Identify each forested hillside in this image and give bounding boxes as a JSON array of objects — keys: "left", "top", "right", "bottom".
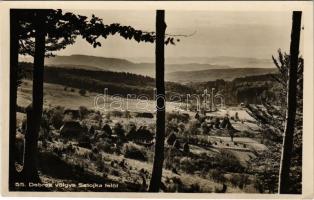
[
  {"left": 19, "top": 62, "right": 196, "bottom": 99},
  {"left": 20, "top": 62, "right": 280, "bottom": 105},
  {"left": 188, "top": 74, "right": 282, "bottom": 105}
]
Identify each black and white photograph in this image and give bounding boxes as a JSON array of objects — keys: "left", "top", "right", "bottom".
[{"left": 1, "top": 1, "right": 313, "bottom": 197}]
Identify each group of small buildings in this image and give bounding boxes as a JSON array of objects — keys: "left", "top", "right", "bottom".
[{"left": 59, "top": 109, "right": 155, "bottom": 148}]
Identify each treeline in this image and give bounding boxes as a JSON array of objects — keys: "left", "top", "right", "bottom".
[
  {"left": 188, "top": 74, "right": 282, "bottom": 105},
  {"left": 19, "top": 62, "right": 196, "bottom": 99},
  {"left": 19, "top": 62, "right": 282, "bottom": 104}
]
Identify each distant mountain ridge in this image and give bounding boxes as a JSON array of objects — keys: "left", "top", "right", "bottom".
[
  {"left": 43, "top": 54, "right": 234, "bottom": 76},
  {"left": 127, "top": 56, "right": 273, "bottom": 68},
  {"left": 166, "top": 68, "right": 278, "bottom": 83},
  {"left": 21, "top": 54, "right": 276, "bottom": 81},
  {"left": 45, "top": 54, "right": 135, "bottom": 68}
]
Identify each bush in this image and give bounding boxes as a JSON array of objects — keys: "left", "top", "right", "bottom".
[
  {"left": 230, "top": 174, "right": 240, "bottom": 187},
  {"left": 217, "top": 150, "right": 244, "bottom": 173},
  {"left": 89, "top": 112, "right": 102, "bottom": 122},
  {"left": 210, "top": 169, "right": 226, "bottom": 183},
  {"left": 79, "top": 89, "right": 87, "bottom": 96},
  {"left": 79, "top": 106, "right": 89, "bottom": 119},
  {"left": 110, "top": 110, "right": 123, "bottom": 117},
  {"left": 183, "top": 142, "right": 189, "bottom": 153},
  {"left": 113, "top": 122, "right": 125, "bottom": 139},
  {"left": 124, "top": 110, "right": 131, "bottom": 118},
  {"left": 167, "top": 112, "right": 190, "bottom": 123},
  {"left": 179, "top": 157, "right": 196, "bottom": 174},
  {"left": 96, "top": 139, "right": 114, "bottom": 153},
  {"left": 166, "top": 120, "right": 179, "bottom": 135},
  {"left": 122, "top": 143, "right": 148, "bottom": 161},
  {"left": 188, "top": 120, "right": 201, "bottom": 135},
  {"left": 167, "top": 133, "right": 176, "bottom": 146},
  {"left": 105, "top": 112, "right": 111, "bottom": 120},
  {"left": 49, "top": 106, "right": 64, "bottom": 129}
]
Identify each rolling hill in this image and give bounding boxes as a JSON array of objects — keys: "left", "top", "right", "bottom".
[
  {"left": 166, "top": 68, "right": 278, "bottom": 83},
  {"left": 41, "top": 55, "right": 232, "bottom": 76},
  {"left": 19, "top": 62, "right": 196, "bottom": 99},
  {"left": 128, "top": 56, "right": 274, "bottom": 68},
  {"left": 21, "top": 54, "right": 277, "bottom": 82}
]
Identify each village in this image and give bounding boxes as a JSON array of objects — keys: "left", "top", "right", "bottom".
[{"left": 14, "top": 80, "right": 270, "bottom": 192}]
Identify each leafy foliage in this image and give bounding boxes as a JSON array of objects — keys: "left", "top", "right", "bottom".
[
  {"left": 246, "top": 49, "right": 303, "bottom": 194},
  {"left": 122, "top": 143, "right": 148, "bottom": 161},
  {"left": 16, "top": 9, "right": 178, "bottom": 58}
]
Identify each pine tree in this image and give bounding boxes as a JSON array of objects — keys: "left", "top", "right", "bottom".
[{"left": 278, "top": 11, "right": 302, "bottom": 194}]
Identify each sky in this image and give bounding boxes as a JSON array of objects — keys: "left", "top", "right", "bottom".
[{"left": 55, "top": 10, "right": 297, "bottom": 60}]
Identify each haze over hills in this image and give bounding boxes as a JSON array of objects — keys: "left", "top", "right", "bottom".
[
  {"left": 31, "top": 54, "right": 233, "bottom": 76},
  {"left": 127, "top": 56, "right": 274, "bottom": 68},
  {"left": 166, "top": 68, "right": 278, "bottom": 83},
  {"left": 20, "top": 54, "right": 276, "bottom": 80}
]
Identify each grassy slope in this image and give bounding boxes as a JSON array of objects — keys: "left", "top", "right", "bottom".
[{"left": 17, "top": 80, "right": 266, "bottom": 193}]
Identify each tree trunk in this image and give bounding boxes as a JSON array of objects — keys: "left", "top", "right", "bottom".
[
  {"left": 278, "top": 11, "right": 302, "bottom": 194},
  {"left": 149, "top": 10, "right": 166, "bottom": 192},
  {"left": 9, "top": 9, "right": 20, "bottom": 191},
  {"left": 21, "top": 10, "right": 46, "bottom": 183}
]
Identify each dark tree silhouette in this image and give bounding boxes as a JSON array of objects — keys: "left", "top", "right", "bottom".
[
  {"left": 246, "top": 51, "right": 304, "bottom": 194},
  {"left": 149, "top": 10, "right": 166, "bottom": 192},
  {"left": 9, "top": 9, "right": 20, "bottom": 191},
  {"left": 10, "top": 9, "right": 180, "bottom": 190},
  {"left": 279, "top": 11, "right": 302, "bottom": 194},
  {"left": 20, "top": 10, "right": 47, "bottom": 183},
  {"left": 246, "top": 12, "right": 303, "bottom": 194}
]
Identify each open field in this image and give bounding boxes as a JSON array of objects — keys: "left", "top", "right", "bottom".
[{"left": 17, "top": 80, "right": 182, "bottom": 113}]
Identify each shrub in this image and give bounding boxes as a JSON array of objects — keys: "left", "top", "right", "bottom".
[
  {"left": 201, "top": 122, "right": 210, "bottom": 134},
  {"left": 230, "top": 174, "right": 240, "bottom": 187},
  {"left": 110, "top": 110, "right": 123, "bottom": 117},
  {"left": 235, "top": 112, "right": 239, "bottom": 121},
  {"left": 179, "top": 157, "right": 195, "bottom": 174},
  {"left": 218, "top": 150, "right": 244, "bottom": 173},
  {"left": 167, "top": 112, "right": 190, "bottom": 123},
  {"left": 95, "top": 155, "right": 105, "bottom": 172},
  {"left": 113, "top": 122, "right": 125, "bottom": 139},
  {"left": 122, "top": 143, "right": 147, "bottom": 161},
  {"left": 105, "top": 112, "right": 111, "bottom": 120},
  {"left": 210, "top": 169, "right": 226, "bottom": 183},
  {"left": 79, "top": 89, "right": 87, "bottom": 96},
  {"left": 110, "top": 169, "right": 120, "bottom": 176},
  {"left": 96, "top": 139, "right": 114, "bottom": 153},
  {"left": 189, "top": 183, "right": 201, "bottom": 192},
  {"left": 167, "top": 133, "right": 176, "bottom": 146},
  {"left": 183, "top": 142, "right": 189, "bottom": 153},
  {"left": 49, "top": 106, "right": 64, "bottom": 129},
  {"left": 90, "top": 112, "right": 102, "bottom": 122},
  {"left": 166, "top": 120, "right": 179, "bottom": 135},
  {"left": 79, "top": 106, "right": 89, "bottom": 119},
  {"left": 178, "top": 122, "right": 185, "bottom": 133},
  {"left": 124, "top": 110, "right": 131, "bottom": 118},
  {"left": 173, "top": 140, "right": 181, "bottom": 149},
  {"left": 238, "top": 174, "right": 250, "bottom": 189},
  {"left": 188, "top": 120, "right": 201, "bottom": 135}
]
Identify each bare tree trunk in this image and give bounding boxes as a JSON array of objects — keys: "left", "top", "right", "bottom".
[
  {"left": 21, "top": 10, "right": 46, "bottom": 183},
  {"left": 149, "top": 10, "right": 166, "bottom": 192},
  {"left": 278, "top": 11, "right": 302, "bottom": 194},
  {"left": 9, "top": 9, "right": 20, "bottom": 191}
]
